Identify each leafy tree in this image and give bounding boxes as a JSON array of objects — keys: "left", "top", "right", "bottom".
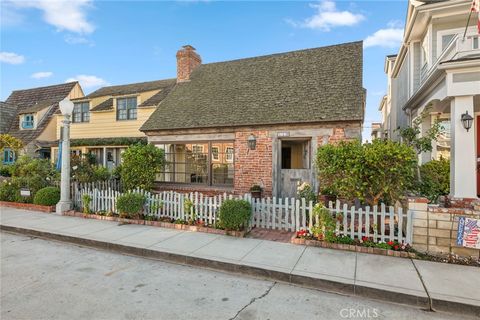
[
  {"left": 316, "top": 140, "right": 417, "bottom": 206},
  {"left": 397, "top": 107, "right": 444, "bottom": 182},
  {"left": 0, "top": 134, "right": 23, "bottom": 151},
  {"left": 120, "top": 144, "right": 165, "bottom": 191}
]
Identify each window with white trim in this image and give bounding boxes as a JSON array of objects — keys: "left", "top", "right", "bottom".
[
  {"left": 116, "top": 97, "right": 137, "bottom": 120},
  {"left": 21, "top": 114, "right": 34, "bottom": 129},
  {"left": 73, "top": 102, "right": 90, "bottom": 123}
]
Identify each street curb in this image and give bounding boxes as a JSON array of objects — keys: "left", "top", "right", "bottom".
[{"left": 1, "top": 224, "right": 478, "bottom": 317}]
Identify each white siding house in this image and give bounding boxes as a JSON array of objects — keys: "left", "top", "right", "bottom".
[{"left": 380, "top": 0, "right": 480, "bottom": 199}]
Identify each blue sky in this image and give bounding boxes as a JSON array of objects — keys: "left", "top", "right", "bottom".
[{"left": 1, "top": 0, "right": 408, "bottom": 139}]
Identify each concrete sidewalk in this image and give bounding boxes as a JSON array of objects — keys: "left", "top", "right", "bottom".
[{"left": 1, "top": 207, "right": 479, "bottom": 317}]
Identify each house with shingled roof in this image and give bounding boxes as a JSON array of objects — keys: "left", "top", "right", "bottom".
[
  {"left": 50, "top": 79, "right": 175, "bottom": 169},
  {"left": 141, "top": 42, "right": 365, "bottom": 198},
  {"left": 1, "top": 82, "right": 84, "bottom": 163}
]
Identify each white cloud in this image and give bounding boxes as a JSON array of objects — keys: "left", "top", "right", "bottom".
[
  {"left": 10, "top": 0, "right": 94, "bottom": 34},
  {"left": 0, "top": 51, "right": 25, "bottom": 64},
  {"left": 364, "top": 20, "right": 404, "bottom": 49},
  {"left": 364, "top": 27, "right": 404, "bottom": 48},
  {"left": 66, "top": 75, "right": 108, "bottom": 88},
  {"left": 31, "top": 71, "right": 53, "bottom": 79},
  {"left": 291, "top": 0, "right": 365, "bottom": 31}
]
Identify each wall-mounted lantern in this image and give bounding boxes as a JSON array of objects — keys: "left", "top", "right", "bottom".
[
  {"left": 247, "top": 134, "right": 257, "bottom": 150},
  {"left": 461, "top": 111, "right": 473, "bottom": 132}
]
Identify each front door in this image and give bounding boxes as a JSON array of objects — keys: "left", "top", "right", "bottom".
[
  {"left": 279, "top": 139, "right": 312, "bottom": 198},
  {"left": 477, "top": 117, "right": 480, "bottom": 197}
]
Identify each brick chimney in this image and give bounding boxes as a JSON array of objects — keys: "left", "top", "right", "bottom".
[{"left": 176, "top": 45, "right": 201, "bottom": 83}]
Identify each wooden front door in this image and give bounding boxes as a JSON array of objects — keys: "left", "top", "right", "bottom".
[
  {"left": 279, "top": 139, "right": 312, "bottom": 198},
  {"left": 477, "top": 116, "right": 480, "bottom": 197}
]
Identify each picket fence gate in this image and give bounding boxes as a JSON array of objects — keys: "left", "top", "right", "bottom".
[{"left": 72, "top": 184, "right": 412, "bottom": 244}]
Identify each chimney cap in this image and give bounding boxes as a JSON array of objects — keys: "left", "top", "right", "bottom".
[{"left": 181, "top": 45, "right": 196, "bottom": 51}]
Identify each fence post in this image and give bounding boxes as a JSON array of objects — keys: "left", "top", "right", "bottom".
[{"left": 406, "top": 210, "right": 413, "bottom": 244}]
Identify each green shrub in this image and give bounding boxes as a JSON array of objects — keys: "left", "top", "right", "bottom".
[
  {"left": 33, "top": 187, "right": 60, "bottom": 206},
  {"left": 11, "top": 156, "right": 58, "bottom": 202},
  {"left": 0, "top": 165, "right": 12, "bottom": 177},
  {"left": 82, "top": 194, "right": 92, "bottom": 214},
  {"left": 316, "top": 140, "right": 417, "bottom": 206},
  {"left": 218, "top": 199, "right": 251, "bottom": 231},
  {"left": 419, "top": 158, "right": 450, "bottom": 203},
  {"left": 92, "top": 166, "right": 111, "bottom": 181},
  {"left": 121, "top": 144, "right": 165, "bottom": 191},
  {"left": 0, "top": 180, "right": 20, "bottom": 202},
  {"left": 116, "top": 193, "right": 146, "bottom": 219}
]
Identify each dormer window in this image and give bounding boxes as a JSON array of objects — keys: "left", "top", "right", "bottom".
[
  {"left": 116, "top": 97, "right": 137, "bottom": 120},
  {"left": 21, "top": 114, "right": 34, "bottom": 129},
  {"left": 73, "top": 102, "right": 90, "bottom": 123}
]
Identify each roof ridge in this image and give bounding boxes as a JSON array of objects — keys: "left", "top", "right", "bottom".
[
  {"left": 92, "top": 78, "right": 176, "bottom": 90},
  {"left": 200, "top": 40, "right": 363, "bottom": 67},
  {"left": 10, "top": 81, "right": 78, "bottom": 93}
]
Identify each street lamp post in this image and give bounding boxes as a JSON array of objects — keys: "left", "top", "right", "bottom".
[{"left": 56, "top": 98, "right": 74, "bottom": 214}]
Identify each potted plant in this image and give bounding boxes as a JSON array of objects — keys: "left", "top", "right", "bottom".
[
  {"left": 318, "top": 187, "right": 337, "bottom": 206},
  {"left": 250, "top": 184, "right": 263, "bottom": 199}
]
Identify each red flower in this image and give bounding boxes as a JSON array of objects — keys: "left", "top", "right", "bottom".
[
  {"left": 394, "top": 245, "right": 399, "bottom": 250},
  {"left": 387, "top": 241, "right": 394, "bottom": 246}
]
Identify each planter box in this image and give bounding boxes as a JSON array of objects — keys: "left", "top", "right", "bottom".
[
  {"left": 0, "top": 201, "right": 55, "bottom": 213},
  {"left": 291, "top": 235, "right": 416, "bottom": 259},
  {"left": 63, "top": 211, "right": 246, "bottom": 238}
]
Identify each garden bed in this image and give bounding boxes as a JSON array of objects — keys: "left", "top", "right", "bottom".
[
  {"left": 0, "top": 201, "right": 55, "bottom": 213},
  {"left": 63, "top": 211, "right": 247, "bottom": 237},
  {"left": 290, "top": 235, "right": 416, "bottom": 258}
]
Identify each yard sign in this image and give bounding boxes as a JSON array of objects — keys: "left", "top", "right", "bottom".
[{"left": 456, "top": 216, "right": 480, "bottom": 249}]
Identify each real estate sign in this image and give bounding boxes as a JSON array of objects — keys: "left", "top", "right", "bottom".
[{"left": 456, "top": 217, "right": 480, "bottom": 249}]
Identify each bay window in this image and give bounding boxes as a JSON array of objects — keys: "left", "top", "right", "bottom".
[{"left": 156, "top": 141, "right": 234, "bottom": 187}]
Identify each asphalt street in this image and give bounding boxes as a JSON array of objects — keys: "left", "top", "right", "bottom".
[{"left": 0, "top": 232, "right": 472, "bottom": 320}]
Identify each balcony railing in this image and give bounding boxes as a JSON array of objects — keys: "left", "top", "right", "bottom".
[{"left": 419, "top": 34, "right": 480, "bottom": 86}]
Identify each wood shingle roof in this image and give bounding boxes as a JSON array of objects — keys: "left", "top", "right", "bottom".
[{"left": 141, "top": 41, "right": 364, "bottom": 132}]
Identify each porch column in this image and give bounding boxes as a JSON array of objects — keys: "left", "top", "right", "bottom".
[
  {"left": 103, "top": 146, "right": 107, "bottom": 167},
  {"left": 450, "top": 95, "right": 476, "bottom": 198}
]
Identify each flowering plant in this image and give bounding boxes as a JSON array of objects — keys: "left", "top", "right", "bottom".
[{"left": 296, "top": 181, "right": 317, "bottom": 203}]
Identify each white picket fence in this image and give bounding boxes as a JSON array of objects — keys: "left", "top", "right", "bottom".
[
  {"left": 326, "top": 200, "right": 412, "bottom": 244},
  {"left": 72, "top": 185, "right": 412, "bottom": 244}
]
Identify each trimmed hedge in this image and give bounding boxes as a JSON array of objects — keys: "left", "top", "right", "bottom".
[
  {"left": 419, "top": 158, "right": 450, "bottom": 203},
  {"left": 116, "top": 192, "right": 146, "bottom": 219},
  {"left": 33, "top": 187, "right": 60, "bottom": 206},
  {"left": 218, "top": 199, "right": 251, "bottom": 231}
]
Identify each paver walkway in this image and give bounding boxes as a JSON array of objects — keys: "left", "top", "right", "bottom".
[{"left": 1, "top": 207, "right": 479, "bottom": 317}]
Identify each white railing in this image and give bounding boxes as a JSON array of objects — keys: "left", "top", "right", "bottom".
[{"left": 72, "top": 185, "right": 412, "bottom": 244}]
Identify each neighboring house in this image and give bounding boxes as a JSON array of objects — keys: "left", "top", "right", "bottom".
[
  {"left": 370, "top": 122, "right": 382, "bottom": 140},
  {"left": 1, "top": 82, "right": 84, "bottom": 164},
  {"left": 379, "top": 0, "right": 480, "bottom": 198},
  {"left": 141, "top": 43, "right": 365, "bottom": 198},
  {"left": 51, "top": 79, "right": 176, "bottom": 170}
]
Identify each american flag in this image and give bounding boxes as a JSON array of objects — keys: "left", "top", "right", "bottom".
[
  {"left": 473, "top": 0, "right": 480, "bottom": 34},
  {"left": 464, "top": 218, "right": 479, "bottom": 248}
]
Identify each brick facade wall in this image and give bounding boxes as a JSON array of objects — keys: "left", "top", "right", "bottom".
[
  {"left": 234, "top": 130, "right": 273, "bottom": 197},
  {"left": 409, "top": 198, "right": 480, "bottom": 258}
]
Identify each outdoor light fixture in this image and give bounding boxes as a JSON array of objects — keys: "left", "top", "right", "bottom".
[
  {"left": 59, "top": 98, "right": 74, "bottom": 116},
  {"left": 461, "top": 111, "right": 473, "bottom": 132},
  {"left": 247, "top": 134, "right": 257, "bottom": 150}
]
